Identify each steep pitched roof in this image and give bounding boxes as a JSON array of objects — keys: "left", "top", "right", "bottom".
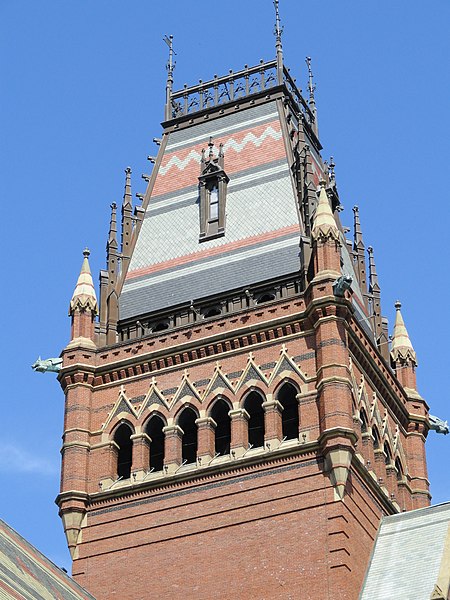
[
  {"left": 0, "top": 518, "right": 96, "bottom": 600},
  {"left": 360, "top": 502, "right": 450, "bottom": 599},
  {"left": 120, "top": 100, "right": 302, "bottom": 320}
]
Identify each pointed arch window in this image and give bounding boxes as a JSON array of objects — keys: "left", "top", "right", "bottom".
[
  {"left": 277, "top": 383, "right": 299, "bottom": 440},
  {"left": 178, "top": 407, "right": 198, "bottom": 464},
  {"left": 372, "top": 426, "right": 381, "bottom": 450},
  {"left": 360, "top": 409, "right": 368, "bottom": 434},
  {"left": 199, "top": 139, "right": 229, "bottom": 241},
  {"left": 146, "top": 415, "right": 165, "bottom": 472},
  {"left": 384, "top": 442, "right": 392, "bottom": 466},
  {"left": 211, "top": 399, "right": 231, "bottom": 456},
  {"left": 114, "top": 423, "right": 133, "bottom": 479},
  {"left": 244, "top": 391, "right": 265, "bottom": 448}
]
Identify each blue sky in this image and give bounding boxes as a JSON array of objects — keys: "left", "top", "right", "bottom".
[{"left": 1, "top": 1, "right": 449, "bottom": 570}]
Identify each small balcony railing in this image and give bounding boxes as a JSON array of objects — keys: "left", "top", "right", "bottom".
[{"left": 169, "top": 59, "right": 315, "bottom": 127}]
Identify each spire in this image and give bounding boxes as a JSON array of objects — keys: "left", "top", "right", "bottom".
[
  {"left": 121, "top": 168, "right": 133, "bottom": 272},
  {"left": 367, "top": 245, "right": 389, "bottom": 360},
  {"left": 367, "top": 246, "right": 379, "bottom": 293},
  {"left": 391, "top": 301, "right": 417, "bottom": 365},
  {"left": 164, "top": 35, "right": 176, "bottom": 121},
  {"left": 311, "top": 182, "right": 339, "bottom": 242},
  {"left": 352, "top": 206, "right": 368, "bottom": 299},
  {"left": 123, "top": 166, "right": 132, "bottom": 210},
  {"left": 69, "top": 249, "right": 98, "bottom": 315},
  {"left": 107, "top": 202, "right": 118, "bottom": 254},
  {"left": 273, "top": 0, "right": 284, "bottom": 85},
  {"left": 305, "top": 57, "right": 318, "bottom": 136}
]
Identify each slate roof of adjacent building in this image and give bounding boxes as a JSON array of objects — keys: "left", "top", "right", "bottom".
[
  {"left": 0, "top": 518, "right": 95, "bottom": 600},
  {"left": 360, "top": 502, "right": 450, "bottom": 600}
]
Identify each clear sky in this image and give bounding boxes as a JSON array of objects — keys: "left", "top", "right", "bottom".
[{"left": 1, "top": 0, "right": 449, "bottom": 571}]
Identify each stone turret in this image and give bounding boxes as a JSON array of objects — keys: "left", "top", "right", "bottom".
[{"left": 68, "top": 249, "right": 98, "bottom": 348}]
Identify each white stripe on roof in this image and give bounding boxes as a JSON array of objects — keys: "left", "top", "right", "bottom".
[
  {"left": 165, "top": 110, "right": 279, "bottom": 151},
  {"left": 123, "top": 235, "right": 299, "bottom": 292}
]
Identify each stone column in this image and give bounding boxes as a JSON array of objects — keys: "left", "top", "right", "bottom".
[
  {"left": 229, "top": 408, "right": 249, "bottom": 458},
  {"left": 196, "top": 417, "right": 217, "bottom": 465},
  {"left": 262, "top": 400, "right": 283, "bottom": 449},
  {"left": 163, "top": 425, "right": 183, "bottom": 474},
  {"left": 130, "top": 433, "right": 151, "bottom": 481}
]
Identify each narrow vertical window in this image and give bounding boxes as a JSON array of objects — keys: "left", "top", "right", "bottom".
[
  {"left": 209, "top": 185, "right": 219, "bottom": 221},
  {"left": 384, "top": 442, "right": 392, "bottom": 466},
  {"left": 178, "top": 407, "right": 198, "bottom": 464},
  {"left": 211, "top": 399, "right": 231, "bottom": 456},
  {"left": 244, "top": 392, "right": 265, "bottom": 448},
  {"left": 146, "top": 415, "right": 165, "bottom": 472},
  {"left": 277, "top": 383, "right": 299, "bottom": 440},
  {"left": 114, "top": 423, "right": 133, "bottom": 479}
]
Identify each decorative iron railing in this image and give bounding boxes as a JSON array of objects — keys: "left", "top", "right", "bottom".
[{"left": 169, "top": 59, "right": 315, "bottom": 127}]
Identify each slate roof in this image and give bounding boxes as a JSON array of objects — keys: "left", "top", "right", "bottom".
[
  {"left": 360, "top": 502, "right": 450, "bottom": 600},
  {"left": 0, "top": 518, "right": 95, "bottom": 600},
  {"left": 120, "top": 100, "right": 303, "bottom": 320}
]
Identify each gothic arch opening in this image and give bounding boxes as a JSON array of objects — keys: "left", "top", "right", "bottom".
[
  {"left": 395, "top": 457, "right": 404, "bottom": 481},
  {"left": 372, "top": 426, "right": 381, "bottom": 450},
  {"left": 244, "top": 391, "right": 265, "bottom": 448},
  {"left": 146, "top": 414, "right": 165, "bottom": 472},
  {"left": 178, "top": 407, "right": 198, "bottom": 464},
  {"left": 114, "top": 423, "right": 133, "bottom": 479},
  {"left": 210, "top": 398, "right": 231, "bottom": 456},
  {"left": 360, "top": 409, "right": 369, "bottom": 434},
  {"left": 277, "top": 382, "right": 299, "bottom": 440},
  {"left": 384, "top": 442, "right": 392, "bottom": 466}
]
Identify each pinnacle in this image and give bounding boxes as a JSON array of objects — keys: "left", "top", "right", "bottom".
[
  {"left": 311, "top": 182, "right": 339, "bottom": 241},
  {"left": 69, "top": 249, "right": 99, "bottom": 315},
  {"left": 390, "top": 300, "right": 416, "bottom": 365}
]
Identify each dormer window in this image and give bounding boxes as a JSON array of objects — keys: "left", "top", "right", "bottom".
[{"left": 199, "top": 138, "right": 229, "bottom": 241}]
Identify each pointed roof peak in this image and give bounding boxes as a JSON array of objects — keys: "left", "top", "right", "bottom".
[
  {"left": 311, "top": 183, "right": 339, "bottom": 241},
  {"left": 391, "top": 300, "right": 416, "bottom": 365},
  {"left": 70, "top": 249, "right": 98, "bottom": 315}
]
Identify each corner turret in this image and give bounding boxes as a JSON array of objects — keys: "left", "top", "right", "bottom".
[
  {"left": 391, "top": 300, "right": 417, "bottom": 389},
  {"left": 68, "top": 249, "right": 98, "bottom": 348}
]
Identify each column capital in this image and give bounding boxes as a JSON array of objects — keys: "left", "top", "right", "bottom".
[
  {"left": 229, "top": 408, "right": 250, "bottom": 421},
  {"left": 195, "top": 417, "right": 217, "bottom": 429}
]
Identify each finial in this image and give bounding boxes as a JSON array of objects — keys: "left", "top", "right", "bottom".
[
  {"left": 208, "top": 136, "right": 214, "bottom": 158},
  {"left": 273, "top": 0, "right": 284, "bottom": 85},
  {"left": 123, "top": 167, "right": 132, "bottom": 209},
  {"left": 367, "top": 246, "right": 380, "bottom": 296},
  {"left": 329, "top": 156, "right": 335, "bottom": 181},
  {"left": 305, "top": 57, "right": 316, "bottom": 102},
  {"left": 83, "top": 247, "right": 90, "bottom": 258},
  {"left": 305, "top": 56, "right": 318, "bottom": 136},
  {"left": 107, "top": 202, "right": 118, "bottom": 250},
  {"left": 395, "top": 300, "right": 402, "bottom": 311},
  {"left": 164, "top": 35, "right": 177, "bottom": 121}
]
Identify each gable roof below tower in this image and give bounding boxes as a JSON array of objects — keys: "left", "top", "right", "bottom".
[
  {"left": 360, "top": 502, "right": 450, "bottom": 599},
  {"left": 0, "top": 518, "right": 95, "bottom": 600}
]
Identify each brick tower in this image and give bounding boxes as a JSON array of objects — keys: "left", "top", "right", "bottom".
[{"left": 57, "top": 16, "right": 431, "bottom": 600}]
